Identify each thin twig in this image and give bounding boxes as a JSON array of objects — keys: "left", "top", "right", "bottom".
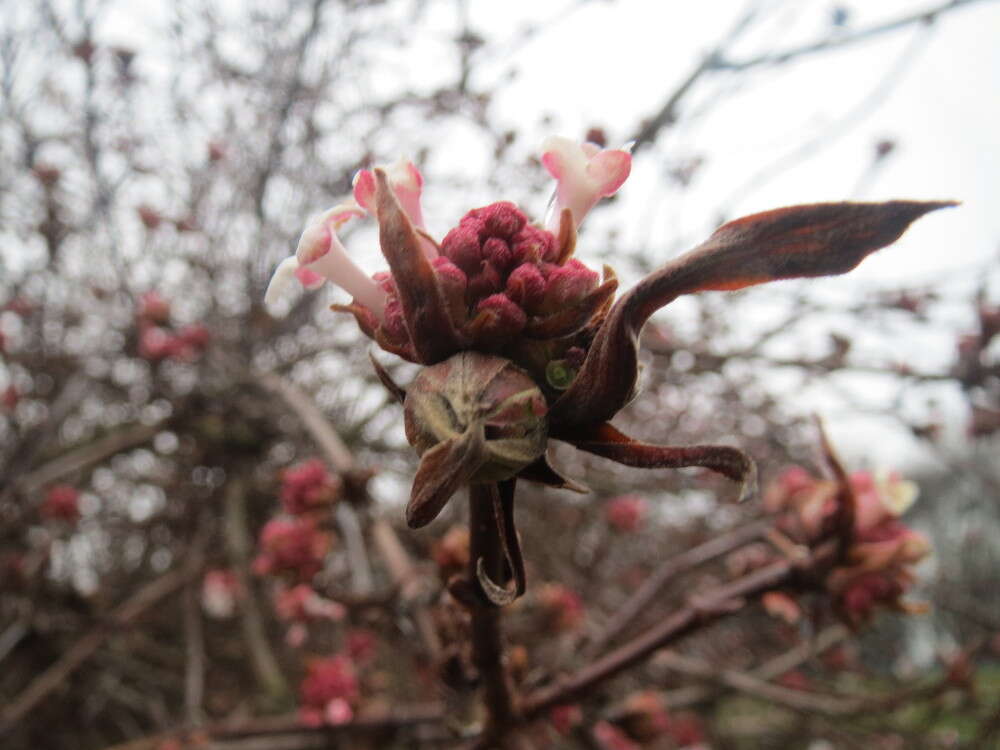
[
  {"left": 662, "top": 623, "right": 850, "bottom": 708},
  {"left": 655, "top": 650, "right": 860, "bottom": 715},
  {"left": 584, "top": 519, "right": 769, "bottom": 657},
  {"left": 710, "top": 0, "right": 992, "bottom": 72},
  {"left": 98, "top": 702, "right": 447, "bottom": 750},
  {"left": 521, "top": 541, "right": 837, "bottom": 719},
  {"left": 370, "top": 518, "right": 442, "bottom": 661},
  {"left": 0, "top": 553, "right": 204, "bottom": 734},
  {"left": 12, "top": 421, "right": 161, "bottom": 494},
  {"left": 222, "top": 476, "right": 290, "bottom": 702}
]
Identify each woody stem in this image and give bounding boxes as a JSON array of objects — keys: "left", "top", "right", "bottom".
[{"left": 468, "top": 482, "right": 517, "bottom": 740}]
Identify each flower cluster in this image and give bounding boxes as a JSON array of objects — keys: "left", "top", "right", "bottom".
[
  {"left": 136, "top": 291, "right": 210, "bottom": 362},
  {"left": 266, "top": 140, "right": 627, "bottom": 394},
  {"left": 274, "top": 582, "right": 345, "bottom": 647},
  {"left": 274, "top": 583, "right": 344, "bottom": 622},
  {"left": 604, "top": 494, "right": 648, "bottom": 533},
  {"left": 40, "top": 484, "right": 81, "bottom": 523},
  {"left": 298, "top": 655, "right": 359, "bottom": 727},
  {"left": 534, "top": 582, "right": 585, "bottom": 632},
  {"left": 279, "top": 458, "right": 342, "bottom": 516},
  {"left": 265, "top": 133, "right": 950, "bottom": 603},
  {"left": 758, "top": 464, "right": 930, "bottom": 626},
  {"left": 252, "top": 517, "right": 330, "bottom": 581}
]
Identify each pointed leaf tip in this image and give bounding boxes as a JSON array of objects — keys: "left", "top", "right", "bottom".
[
  {"left": 551, "top": 200, "right": 956, "bottom": 430},
  {"left": 406, "top": 427, "right": 487, "bottom": 528},
  {"left": 374, "top": 168, "right": 465, "bottom": 364}
]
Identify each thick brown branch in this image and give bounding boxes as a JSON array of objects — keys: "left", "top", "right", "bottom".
[{"left": 468, "top": 483, "right": 518, "bottom": 739}]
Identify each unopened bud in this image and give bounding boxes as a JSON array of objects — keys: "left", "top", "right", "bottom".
[{"left": 404, "top": 352, "right": 547, "bottom": 485}]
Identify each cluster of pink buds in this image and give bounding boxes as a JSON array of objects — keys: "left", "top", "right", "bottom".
[
  {"left": 298, "top": 654, "right": 360, "bottom": 727},
  {"left": 604, "top": 494, "right": 648, "bottom": 532},
  {"left": 2, "top": 384, "right": 18, "bottom": 410},
  {"left": 264, "top": 141, "right": 628, "bottom": 393},
  {"left": 136, "top": 291, "right": 210, "bottom": 362},
  {"left": 759, "top": 464, "right": 930, "bottom": 626},
  {"left": 279, "top": 458, "right": 342, "bottom": 515},
  {"left": 40, "top": 484, "right": 81, "bottom": 523},
  {"left": 252, "top": 517, "right": 330, "bottom": 581}
]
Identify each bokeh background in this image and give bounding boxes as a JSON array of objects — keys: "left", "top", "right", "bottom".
[{"left": 1, "top": 1, "right": 998, "bottom": 748}]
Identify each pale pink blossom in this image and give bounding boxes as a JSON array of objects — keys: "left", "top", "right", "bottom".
[
  {"left": 541, "top": 135, "right": 632, "bottom": 231},
  {"left": 201, "top": 569, "right": 242, "bottom": 619},
  {"left": 264, "top": 200, "right": 386, "bottom": 318},
  {"left": 354, "top": 158, "right": 437, "bottom": 259}
]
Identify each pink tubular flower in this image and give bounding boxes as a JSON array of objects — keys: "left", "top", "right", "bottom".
[
  {"left": 264, "top": 200, "right": 386, "bottom": 318},
  {"left": 41, "top": 485, "right": 80, "bottom": 522},
  {"left": 540, "top": 135, "right": 632, "bottom": 231},
  {"left": 353, "top": 158, "right": 428, "bottom": 233}
]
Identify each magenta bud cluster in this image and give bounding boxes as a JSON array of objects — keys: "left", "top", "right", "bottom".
[{"left": 377, "top": 202, "right": 602, "bottom": 352}]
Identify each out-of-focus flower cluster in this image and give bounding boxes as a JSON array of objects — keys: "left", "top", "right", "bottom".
[
  {"left": 252, "top": 516, "right": 330, "bottom": 581},
  {"left": 534, "top": 582, "right": 585, "bottom": 632},
  {"left": 40, "top": 484, "right": 81, "bottom": 524},
  {"left": 250, "top": 459, "right": 383, "bottom": 723},
  {"left": 740, "top": 466, "right": 931, "bottom": 626},
  {"left": 604, "top": 494, "right": 648, "bottom": 533},
  {"left": 279, "top": 458, "right": 343, "bottom": 516},
  {"left": 298, "top": 654, "right": 359, "bottom": 727},
  {"left": 553, "top": 690, "right": 707, "bottom": 749},
  {"left": 265, "top": 138, "right": 630, "bottom": 391},
  {"left": 136, "top": 291, "right": 210, "bottom": 362}
]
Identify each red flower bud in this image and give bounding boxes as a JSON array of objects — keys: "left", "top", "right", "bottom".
[
  {"left": 505, "top": 263, "right": 546, "bottom": 309},
  {"left": 470, "top": 293, "right": 527, "bottom": 342},
  {"left": 541, "top": 259, "right": 599, "bottom": 312},
  {"left": 511, "top": 224, "right": 558, "bottom": 264},
  {"left": 480, "top": 201, "right": 526, "bottom": 238},
  {"left": 41, "top": 485, "right": 80, "bottom": 523},
  {"left": 441, "top": 224, "right": 482, "bottom": 274},
  {"left": 482, "top": 237, "right": 513, "bottom": 271}
]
